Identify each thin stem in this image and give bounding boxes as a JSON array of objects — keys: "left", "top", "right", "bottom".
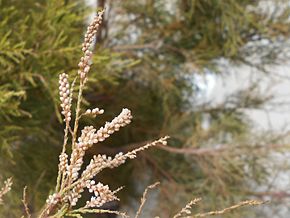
[
  {"left": 69, "top": 208, "right": 128, "bottom": 218},
  {"left": 38, "top": 205, "right": 49, "bottom": 218},
  {"left": 67, "top": 78, "right": 84, "bottom": 187},
  {"left": 193, "top": 200, "right": 266, "bottom": 217},
  {"left": 22, "top": 186, "right": 31, "bottom": 218},
  {"left": 56, "top": 122, "right": 69, "bottom": 192},
  {"left": 135, "top": 182, "right": 160, "bottom": 218},
  {"left": 72, "top": 79, "right": 84, "bottom": 150},
  {"left": 51, "top": 204, "right": 69, "bottom": 218}
]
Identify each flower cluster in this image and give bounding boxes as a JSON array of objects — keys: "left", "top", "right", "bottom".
[
  {"left": 95, "top": 108, "right": 132, "bottom": 142},
  {"left": 78, "top": 50, "right": 92, "bottom": 80},
  {"left": 78, "top": 10, "right": 104, "bottom": 80},
  {"left": 82, "top": 154, "right": 110, "bottom": 179},
  {"left": 85, "top": 181, "right": 118, "bottom": 208},
  {"left": 58, "top": 153, "right": 68, "bottom": 174},
  {"left": 59, "top": 135, "right": 168, "bottom": 211},
  {"left": 173, "top": 198, "right": 201, "bottom": 218},
  {"left": 67, "top": 186, "right": 82, "bottom": 206},
  {"left": 67, "top": 108, "right": 132, "bottom": 182},
  {"left": 46, "top": 193, "right": 61, "bottom": 206},
  {"left": 82, "top": 10, "right": 104, "bottom": 53},
  {"left": 77, "top": 126, "right": 97, "bottom": 151},
  {"left": 59, "top": 73, "right": 72, "bottom": 123},
  {"left": 0, "top": 178, "right": 12, "bottom": 204},
  {"left": 81, "top": 136, "right": 168, "bottom": 181},
  {"left": 64, "top": 137, "right": 168, "bottom": 208}
]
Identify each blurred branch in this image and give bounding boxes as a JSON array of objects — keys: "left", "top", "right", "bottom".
[
  {"left": 251, "top": 191, "right": 290, "bottom": 199},
  {"left": 22, "top": 186, "right": 31, "bottom": 218},
  {"left": 88, "top": 139, "right": 290, "bottom": 157},
  {"left": 112, "top": 41, "right": 160, "bottom": 51},
  {"left": 134, "top": 182, "right": 160, "bottom": 218},
  {"left": 193, "top": 200, "right": 267, "bottom": 217}
]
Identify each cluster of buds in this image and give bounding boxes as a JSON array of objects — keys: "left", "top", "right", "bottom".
[
  {"left": 81, "top": 137, "right": 169, "bottom": 183},
  {"left": 58, "top": 153, "right": 68, "bottom": 173},
  {"left": 69, "top": 156, "right": 84, "bottom": 182},
  {"left": 82, "top": 10, "right": 104, "bottom": 53},
  {"left": 80, "top": 152, "right": 126, "bottom": 180},
  {"left": 59, "top": 73, "right": 71, "bottom": 122},
  {"left": 67, "top": 185, "right": 83, "bottom": 206},
  {"left": 108, "top": 136, "right": 168, "bottom": 168},
  {"left": 0, "top": 178, "right": 12, "bottom": 204},
  {"left": 67, "top": 109, "right": 132, "bottom": 181},
  {"left": 64, "top": 137, "right": 168, "bottom": 208},
  {"left": 108, "top": 152, "right": 127, "bottom": 168},
  {"left": 46, "top": 193, "right": 61, "bottom": 206},
  {"left": 78, "top": 10, "right": 104, "bottom": 80},
  {"left": 78, "top": 50, "right": 92, "bottom": 80},
  {"left": 81, "top": 154, "right": 111, "bottom": 180},
  {"left": 68, "top": 126, "right": 97, "bottom": 181},
  {"left": 173, "top": 198, "right": 201, "bottom": 218},
  {"left": 77, "top": 126, "right": 97, "bottom": 151},
  {"left": 85, "top": 181, "right": 118, "bottom": 208},
  {"left": 84, "top": 108, "right": 104, "bottom": 117},
  {"left": 95, "top": 108, "right": 132, "bottom": 142}
]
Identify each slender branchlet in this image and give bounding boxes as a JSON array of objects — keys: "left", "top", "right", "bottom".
[
  {"left": 192, "top": 200, "right": 266, "bottom": 218},
  {"left": 173, "top": 198, "right": 201, "bottom": 218},
  {"left": 67, "top": 208, "right": 128, "bottom": 218},
  {"left": 135, "top": 182, "right": 160, "bottom": 218},
  {"left": 22, "top": 186, "right": 31, "bottom": 218}
]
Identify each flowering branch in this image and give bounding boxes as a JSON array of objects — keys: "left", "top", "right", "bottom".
[{"left": 38, "top": 9, "right": 169, "bottom": 217}]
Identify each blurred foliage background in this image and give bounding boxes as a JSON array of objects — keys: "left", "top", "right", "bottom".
[{"left": 1, "top": 0, "right": 290, "bottom": 217}]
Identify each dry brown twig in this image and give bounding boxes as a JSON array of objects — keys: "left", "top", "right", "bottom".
[
  {"left": 170, "top": 199, "right": 267, "bottom": 218},
  {"left": 135, "top": 182, "right": 160, "bottom": 218},
  {"left": 22, "top": 186, "right": 31, "bottom": 218},
  {"left": 192, "top": 200, "right": 267, "bottom": 217},
  {"left": 133, "top": 187, "right": 265, "bottom": 218}
]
